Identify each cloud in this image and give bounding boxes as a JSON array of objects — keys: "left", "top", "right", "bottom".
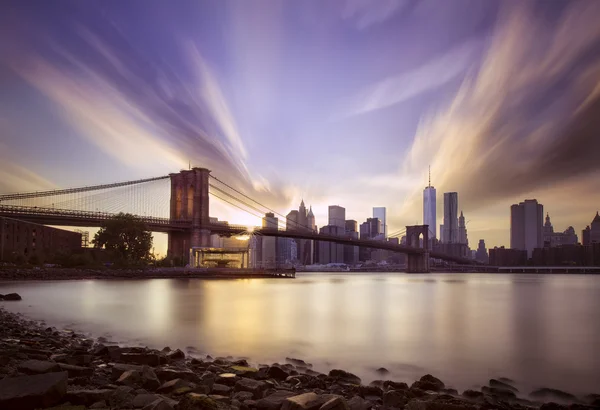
[
  {"left": 0, "top": 144, "right": 56, "bottom": 193},
  {"left": 342, "top": 0, "right": 409, "bottom": 30},
  {"left": 395, "top": 1, "right": 600, "bottom": 224}
]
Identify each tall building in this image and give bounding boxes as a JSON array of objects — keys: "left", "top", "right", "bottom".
[
  {"left": 542, "top": 213, "right": 578, "bottom": 247},
  {"left": 458, "top": 211, "right": 468, "bottom": 245},
  {"left": 475, "top": 239, "right": 488, "bottom": 263},
  {"left": 359, "top": 217, "right": 382, "bottom": 261},
  {"left": 373, "top": 207, "right": 387, "bottom": 238},
  {"left": 423, "top": 169, "right": 436, "bottom": 240},
  {"left": 287, "top": 200, "right": 316, "bottom": 265},
  {"left": 318, "top": 225, "right": 345, "bottom": 264},
  {"left": 510, "top": 199, "right": 543, "bottom": 258},
  {"left": 344, "top": 220, "right": 359, "bottom": 265},
  {"left": 328, "top": 206, "right": 346, "bottom": 229},
  {"left": 262, "top": 212, "right": 278, "bottom": 268},
  {"left": 582, "top": 212, "right": 600, "bottom": 246},
  {"left": 443, "top": 192, "right": 458, "bottom": 243}
]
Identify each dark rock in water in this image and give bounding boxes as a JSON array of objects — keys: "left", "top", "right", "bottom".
[
  {"left": 410, "top": 374, "right": 445, "bottom": 392},
  {"left": 0, "top": 371, "right": 68, "bottom": 410},
  {"left": 347, "top": 396, "right": 370, "bottom": 410},
  {"left": 462, "top": 389, "right": 484, "bottom": 399},
  {"left": 383, "top": 390, "right": 409, "bottom": 408},
  {"left": 177, "top": 392, "right": 220, "bottom": 410},
  {"left": 498, "top": 377, "right": 515, "bottom": 384},
  {"left": 375, "top": 367, "right": 389, "bottom": 376},
  {"left": 121, "top": 352, "right": 161, "bottom": 367},
  {"left": 489, "top": 378, "right": 519, "bottom": 392},
  {"left": 369, "top": 380, "right": 384, "bottom": 388},
  {"left": 92, "top": 344, "right": 109, "bottom": 356},
  {"left": 17, "top": 359, "right": 61, "bottom": 375},
  {"left": 235, "top": 377, "right": 269, "bottom": 399},
  {"left": 234, "top": 359, "right": 250, "bottom": 367},
  {"left": 530, "top": 388, "right": 576, "bottom": 402},
  {"left": 256, "top": 390, "right": 296, "bottom": 410},
  {"left": 482, "top": 386, "right": 516, "bottom": 399},
  {"left": 540, "top": 403, "right": 568, "bottom": 410},
  {"left": 383, "top": 380, "right": 409, "bottom": 391},
  {"left": 358, "top": 385, "right": 383, "bottom": 398},
  {"left": 583, "top": 394, "right": 600, "bottom": 406},
  {"left": 65, "top": 389, "right": 113, "bottom": 406},
  {"left": 167, "top": 349, "right": 185, "bottom": 361},
  {"left": 266, "top": 365, "right": 290, "bottom": 380},
  {"left": 329, "top": 369, "right": 361, "bottom": 385},
  {"left": 3, "top": 292, "right": 22, "bottom": 301},
  {"left": 443, "top": 388, "right": 459, "bottom": 395}
]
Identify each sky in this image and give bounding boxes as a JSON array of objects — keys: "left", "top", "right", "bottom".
[{"left": 1, "top": 0, "right": 600, "bottom": 254}]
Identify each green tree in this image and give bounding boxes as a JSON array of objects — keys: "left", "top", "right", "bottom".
[{"left": 93, "top": 213, "right": 153, "bottom": 264}]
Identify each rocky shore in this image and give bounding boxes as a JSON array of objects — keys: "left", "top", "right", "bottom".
[{"left": 0, "top": 307, "right": 598, "bottom": 410}]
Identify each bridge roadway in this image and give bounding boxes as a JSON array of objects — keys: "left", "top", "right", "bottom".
[{"left": 0, "top": 205, "right": 478, "bottom": 265}]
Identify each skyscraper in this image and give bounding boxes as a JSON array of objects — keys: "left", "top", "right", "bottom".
[
  {"left": 510, "top": 199, "right": 543, "bottom": 258},
  {"left": 328, "top": 206, "right": 346, "bottom": 228},
  {"left": 443, "top": 192, "right": 458, "bottom": 243},
  {"left": 582, "top": 212, "right": 600, "bottom": 245},
  {"left": 373, "top": 207, "right": 387, "bottom": 238},
  {"left": 458, "top": 211, "right": 468, "bottom": 245},
  {"left": 262, "top": 212, "right": 278, "bottom": 268},
  {"left": 423, "top": 169, "right": 436, "bottom": 240},
  {"left": 475, "top": 239, "right": 488, "bottom": 263}
]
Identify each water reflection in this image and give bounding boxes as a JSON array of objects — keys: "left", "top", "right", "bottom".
[{"left": 1, "top": 273, "right": 599, "bottom": 394}]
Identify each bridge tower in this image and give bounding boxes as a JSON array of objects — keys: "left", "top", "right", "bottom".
[
  {"left": 168, "top": 168, "right": 211, "bottom": 263},
  {"left": 406, "top": 225, "right": 430, "bottom": 273}
]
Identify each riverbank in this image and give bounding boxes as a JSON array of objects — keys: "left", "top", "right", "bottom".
[
  {"left": 0, "top": 267, "right": 295, "bottom": 281},
  {"left": 0, "top": 307, "right": 598, "bottom": 410}
]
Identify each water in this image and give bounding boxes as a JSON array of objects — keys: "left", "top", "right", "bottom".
[{"left": 1, "top": 273, "right": 599, "bottom": 395}]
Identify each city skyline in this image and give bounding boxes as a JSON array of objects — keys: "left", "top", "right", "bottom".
[{"left": 1, "top": 1, "right": 600, "bottom": 251}]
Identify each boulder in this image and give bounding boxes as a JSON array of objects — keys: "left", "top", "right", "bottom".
[
  {"left": 112, "top": 363, "right": 144, "bottom": 380},
  {"left": 358, "top": 385, "right": 383, "bottom": 398},
  {"left": 235, "top": 378, "right": 269, "bottom": 399},
  {"left": 540, "top": 403, "right": 568, "bottom": 410},
  {"left": 489, "top": 378, "right": 518, "bottom": 393},
  {"left": 134, "top": 393, "right": 166, "bottom": 408},
  {"left": 17, "top": 359, "right": 61, "bottom": 375},
  {"left": 209, "top": 394, "right": 231, "bottom": 403},
  {"left": 281, "top": 393, "right": 319, "bottom": 410},
  {"left": 346, "top": 396, "right": 370, "bottom": 410},
  {"left": 328, "top": 369, "right": 361, "bottom": 385},
  {"left": 383, "top": 390, "right": 409, "bottom": 407},
  {"left": 375, "top": 368, "right": 390, "bottom": 376},
  {"left": 530, "top": 388, "right": 576, "bottom": 402},
  {"left": 118, "top": 370, "right": 144, "bottom": 386},
  {"left": 142, "top": 366, "right": 162, "bottom": 390},
  {"left": 0, "top": 371, "right": 68, "bottom": 410},
  {"left": 482, "top": 385, "right": 516, "bottom": 399},
  {"left": 231, "top": 366, "right": 259, "bottom": 377},
  {"left": 320, "top": 397, "right": 349, "bottom": 410},
  {"left": 176, "top": 393, "right": 220, "bottom": 410},
  {"left": 121, "top": 352, "right": 161, "bottom": 366},
  {"left": 143, "top": 398, "right": 176, "bottom": 410},
  {"left": 107, "top": 385, "right": 136, "bottom": 409},
  {"left": 410, "top": 374, "right": 445, "bottom": 392},
  {"left": 157, "top": 378, "right": 194, "bottom": 394},
  {"left": 156, "top": 368, "right": 200, "bottom": 384},
  {"left": 266, "top": 366, "right": 290, "bottom": 381},
  {"left": 59, "top": 363, "right": 94, "bottom": 377},
  {"left": 167, "top": 349, "right": 186, "bottom": 361},
  {"left": 65, "top": 389, "right": 113, "bottom": 406},
  {"left": 3, "top": 292, "right": 22, "bottom": 301},
  {"left": 212, "top": 383, "right": 232, "bottom": 395},
  {"left": 285, "top": 358, "right": 309, "bottom": 367},
  {"left": 90, "top": 400, "right": 108, "bottom": 409},
  {"left": 462, "top": 389, "right": 483, "bottom": 399},
  {"left": 235, "top": 391, "right": 255, "bottom": 402},
  {"left": 256, "top": 390, "right": 296, "bottom": 410},
  {"left": 217, "top": 372, "right": 238, "bottom": 386},
  {"left": 383, "top": 380, "right": 409, "bottom": 391}
]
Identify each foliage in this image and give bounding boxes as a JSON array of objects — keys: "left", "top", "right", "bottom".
[{"left": 92, "top": 213, "right": 153, "bottom": 264}]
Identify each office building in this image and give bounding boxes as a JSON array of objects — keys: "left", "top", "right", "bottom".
[
  {"left": 262, "top": 213, "right": 278, "bottom": 268},
  {"left": 318, "top": 225, "right": 345, "bottom": 264},
  {"left": 510, "top": 199, "right": 543, "bottom": 258},
  {"left": 443, "top": 192, "right": 458, "bottom": 243},
  {"left": 328, "top": 206, "right": 346, "bottom": 229},
  {"left": 373, "top": 207, "right": 387, "bottom": 238},
  {"left": 458, "top": 211, "right": 468, "bottom": 245},
  {"left": 542, "top": 213, "right": 578, "bottom": 247},
  {"left": 344, "top": 220, "right": 359, "bottom": 265},
  {"left": 489, "top": 247, "right": 527, "bottom": 266},
  {"left": 423, "top": 170, "right": 436, "bottom": 240},
  {"left": 475, "top": 239, "right": 488, "bottom": 264},
  {"left": 582, "top": 212, "right": 600, "bottom": 246}
]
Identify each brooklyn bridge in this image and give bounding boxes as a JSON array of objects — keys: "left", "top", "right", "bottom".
[{"left": 0, "top": 167, "right": 479, "bottom": 273}]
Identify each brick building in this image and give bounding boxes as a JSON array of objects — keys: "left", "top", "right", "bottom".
[{"left": 0, "top": 218, "right": 81, "bottom": 262}]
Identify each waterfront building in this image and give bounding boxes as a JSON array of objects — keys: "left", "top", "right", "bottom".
[
  {"left": 475, "top": 239, "right": 488, "bottom": 264},
  {"left": 542, "top": 213, "right": 578, "bottom": 247},
  {"left": 489, "top": 247, "right": 527, "bottom": 266},
  {"left": 328, "top": 205, "right": 346, "bottom": 229},
  {"left": 262, "top": 212, "right": 278, "bottom": 268},
  {"left": 423, "top": 170, "right": 436, "bottom": 240},
  {"left": 373, "top": 207, "right": 387, "bottom": 238},
  {"left": 458, "top": 211, "right": 468, "bottom": 245},
  {"left": 510, "top": 199, "right": 543, "bottom": 258},
  {"left": 443, "top": 192, "right": 458, "bottom": 243},
  {"left": 582, "top": 212, "right": 600, "bottom": 246},
  {"left": 344, "top": 220, "right": 359, "bottom": 265},
  {"left": 318, "top": 225, "right": 345, "bottom": 264}
]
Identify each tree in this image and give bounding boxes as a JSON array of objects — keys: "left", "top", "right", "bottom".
[{"left": 93, "top": 213, "right": 153, "bottom": 264}]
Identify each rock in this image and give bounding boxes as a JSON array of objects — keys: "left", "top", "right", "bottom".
[
  {"left": 443, "top": 388, "right": 459, "bottom": 395},
  {"left": 482, "top": 385, "right": 516, "bottom": 399},
  {"left": 143, "top": 398, "right": 176, "bottom": 410},
  {"left": 256, "top": 390, "right": 297, "bottom": 410},
  {"left": 383, "top": 380, "right": 409, "bottom": 391},
  {"left": 3, "top": 292, "right": 22, "bottom": 301},
  {"left": 121, "top": 353, "right": 161, "bottom": 366},
  {"left": 489, "top": 378, "right": 518, "bottom": 393},
  {"left": 17, "top": 359, "right": 61, "bottom": 374},
  {"left": 93, "top": 344, "right": 109, "bottom": 356},
  {"left": 281, "top": 393, "right": 319, "bottom": 410},
  {"left": 0, "top": 371, "right": 68, "bottom": 410},
  {"left": 167, "top": 349, "right": 186, "bottom": 361},
  {"left": 212, "top": 383, "right": 232, "bottom": 395},
  {"left": 112, "top": 363, "right": 145, "bottom": 380},
  {"left": 410, "top": 374, "right": 445, "bottom": 392},
  {"left": 462, "top": 390, "right": 483, "bottom": 399},
  {"left": 346, "top": 396, "right": 370, "bottom": 410},
  {"left": 530, "top": 388, "right": 576, "bottom": 402},
  {"left": 90, "top": 400, "right": 108, "bottom": 409},
  {"left": 243, "top": 399, "right": 258, "bottom": 410},
  {"left": 142, "top": 366, "right": 161, "bottom": 390},
  {"left": 266, "top": 366, "right": 290, "bottom": 381},
  {"left": 235, "top": 378, "right": 269, "bottom": 399},
  {"left": 157, "top": 368, "right": 201, "bottom": 384},
  {"left": 65, "top": 389, "right": 113, "bottom": 406},
  {"left": 320, "top": 396, "right": 349, "bottom": 410},
  {"left": 232, "top": 366, "right": 260, "bottom": 378},
  {"left": 158, "top": 378, "right": 194, "bottom": 394},
  {"left": 383, "top": 390, "right": 409, "bottom": 407},
  {"left": 59, "top": 363, "right": 94, "bottom": 377},
  {"left": 375, "top": 368, "right": 389, "bottom": 376},
  {"left": 217, "top": 373, "right": 239, "bottom": 386},
  {"left": 209, "top": 394, "right": 231, "bottom": 403},
  {"left": 540, "top": 403, "right": 568, "bottom": 410},
  {"left": 235, "top": 391, "right": 255, "bottom": 402},
  {"left": 285, "top": 358, "right": 308, "bottom": 366},
  {"left": 108, "top": 385, "right": 136, "bottom": 409},
  {"left": 176, "top": 392, "right": 220, "bottom": 410},
  {"left": 358, "top": 385, "right": 383, "bottom": 398},
  {"left": 118, "top": 369, "right": 144, "bottom": 386},
  {"left": 134, "top": 393, "right": 167, "bottom": 408},
  {"left": 328, "top": 369, "right": 361, "bottom": 385}
]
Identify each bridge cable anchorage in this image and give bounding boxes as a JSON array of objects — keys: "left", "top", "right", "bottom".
[{"left": 209, "top": 175, "right": 316, "bottom": 232}]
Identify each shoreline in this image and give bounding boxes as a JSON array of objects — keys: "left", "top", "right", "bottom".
[{"left": 1, "top": 307, "right": 598, "bottom": 410}]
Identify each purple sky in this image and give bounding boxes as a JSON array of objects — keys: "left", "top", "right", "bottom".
[{"left": 1, "top": 0, "right": 600, "bottom": 253}]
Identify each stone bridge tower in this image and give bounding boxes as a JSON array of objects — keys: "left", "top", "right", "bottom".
[
  {"left": 406, "top": 225, "right": 430, "bottom": 273},
  {"left": 167, "top": 168, "right": 211, "bottom": 263}
]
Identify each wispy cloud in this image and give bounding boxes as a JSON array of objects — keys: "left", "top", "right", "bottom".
[{"left": 342, "top": 0, "right": 409, "bottom": 30}]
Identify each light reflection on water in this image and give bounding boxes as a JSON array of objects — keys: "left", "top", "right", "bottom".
[{"left": 1, "top": 273, "right": 599, "bottom": 395}]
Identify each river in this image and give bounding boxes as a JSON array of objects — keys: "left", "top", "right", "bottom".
[{"left": 1, "top": 272, "right": 599, "bottom": 395}]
